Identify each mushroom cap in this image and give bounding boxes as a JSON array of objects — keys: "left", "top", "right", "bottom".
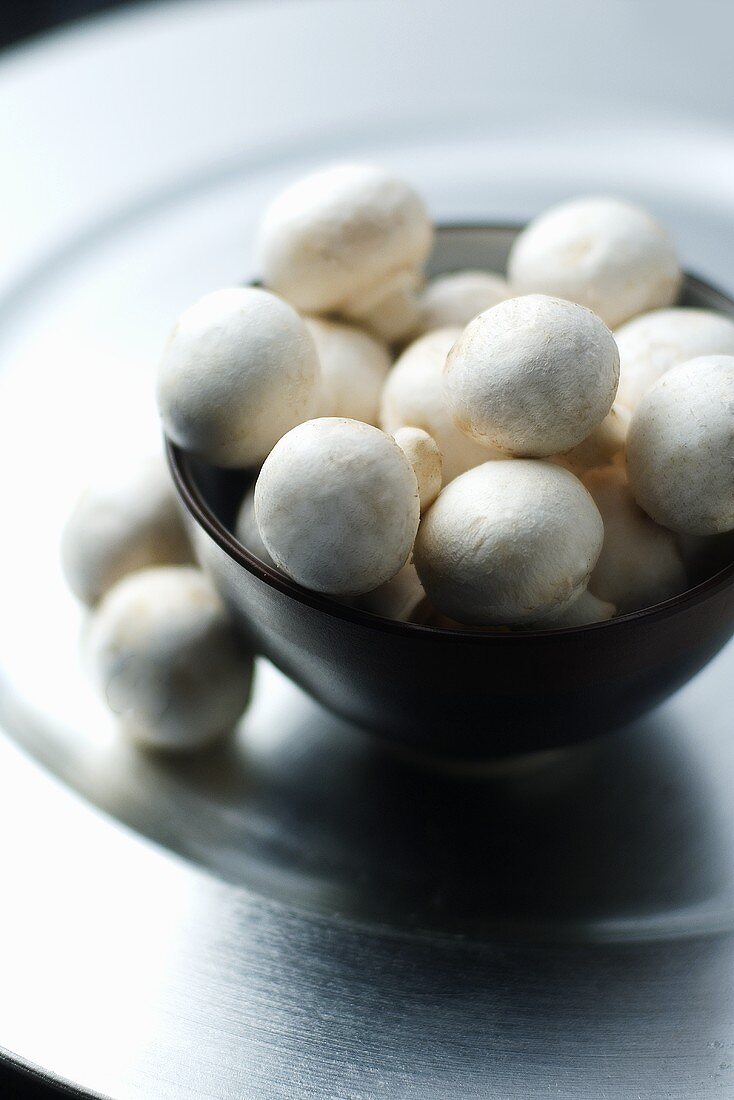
[
  {"left": 507, "top": 196, "right": 681, "bottom": 328},
  {"left": 552, "top": 403, "right": 630, "bottom": 476},
  {"left": 353, "top": 560, "right": 427, "bottom": 623},
  {"left": 413, "top": 460, "right": 604, "bottom": 625},
  {"left": 254, "top": 417, "right": 420, "bottom": 596},
  {"left": 86, "top": 566, "right": 253, "bottom": 752},
  {"left": 615, "top": 307, "right": 734, "bottom": 409},
  {"left": 61, "top": 453, "right": 192, "bottom": 606},
  {"left": 392, "top": 426, "right": 443, "bottom": 512},
  {"left": 157, "top": 286, "right": 321, "bottom": 468},
  {"left": 256, "top": 163, "right": 433, "bottom": 315},
  {"left": 305, "top": 316, "right": 391, "bottom": 425},
  {"left": 583, "top": 465, "right": 687, "bottom": 612},
  {"left": 380, "top": 327, "right": 495, "bottom": 482},
  {"left": 414, "top": 269, "right": 509, "bottom": 335},
  {"left": 626, "top": 355, "right": 734, "bottom": 535},
  {"left": 445, "top": 295, "right": 620, "bottom": 457}
]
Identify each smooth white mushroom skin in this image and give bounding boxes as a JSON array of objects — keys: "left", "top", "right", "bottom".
[
  {"left": 392, "top": 426, "right": 442, "bottom": 512},
  {"left": 344, "top": 274, "right": 423, "bottom": 343},
  {"left": 445, "top": 295, "right": 620, "bottom": 457},
  {"left": 583, "top": 465, "right": 687, "bottom": 613},
  {"left": 627, "top": 355, "right": 734, "bottom": 535},
  {"left": 529, "top": 589, "right": 617, "bottom": 628},
  {"left": 507, "top": 196, "right": 681, "bottom": 328},
  {"left": 380, "top": 327, "right": 496, "bottom": 482},
  {"left": 413, "top": 269, "right": 509, "bottom": 335},
  {"left": 615, "top": 307, "right": 734, "bottom": 409},
  {"left": 157, "top": 287, "right": 321, "bottom": 468},
  {"left": 256, "top": 163, "right": 433, "bottom": 330},
  {"left": 61, "top": 453, "right": 192, "bottom": 606},
  {"left": 234, "top": 487, "right": 277, "bottom": 568},
  {"left": 552, "top": 403, "right": 630, "bottom": 476},
  {"left": 86, "top": 566, "right": 253, "bottom": 752},
  {"left": 413, "top": 460, "right": 604, "bottom": 626},
  {"left": 354, "top": 561, "right": 427, "bottom": 622},
  {"left": 305, "top": 317, "right": 391, "bottom": 425},
  {"left": 254, "top": 418, "right": 420, "bottom": 596}
]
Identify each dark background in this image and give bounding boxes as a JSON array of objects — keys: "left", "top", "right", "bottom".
[{"left": 1, "top": 0, "right": 128, "bottom": 48}]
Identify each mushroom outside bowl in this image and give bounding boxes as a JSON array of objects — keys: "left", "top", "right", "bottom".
[{"left": 167, "top": 225, "right": 734, "bottom": 759}]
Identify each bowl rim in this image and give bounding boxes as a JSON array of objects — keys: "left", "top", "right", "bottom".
[{"left": 166, "top": 221, "right": 734, "bottom": 643}]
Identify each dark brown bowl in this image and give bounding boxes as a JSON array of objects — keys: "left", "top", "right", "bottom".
[{"left": 167, "top": 225, "right": 734, "bottom": 759}]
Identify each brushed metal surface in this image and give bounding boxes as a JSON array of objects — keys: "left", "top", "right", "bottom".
[{"left": 2, "top": 2, "right": 734, "bottom": 1096}]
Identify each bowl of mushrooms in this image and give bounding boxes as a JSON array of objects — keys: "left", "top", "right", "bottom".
[{"left": 95, "top": 163, "right": 734, "bottom": 759}]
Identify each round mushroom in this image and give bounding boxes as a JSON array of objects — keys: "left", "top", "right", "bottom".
[
  {"left": 583, "top": 465, "right": 687, "bottom": 613},
  {"left": 413, "top": 269, "right": 509, "bottom": 335},
  {"left": 626, "top": 355, "right": 734, "bottom": 535},
  {"left": 256, "top": 163, "right": 432, "bottom": 339},
  {"left": 157, "top": 286, "right": 321, "bottom": 468},
  {"left": 444, "top": 295, "right": 620, "bottom": 456},
  {"left": 86, "top": 566, "right": 253, "bottom": 752},
  {"left": 61, "top": 453, "right": 192, "bottom": 607},
  {"left": 552, "top": 403, "right": 630, "bottom": 476},
  {"left": 392, "top": 426, "right": 442, "bottom": 511},
  {"left": 354, "top": 561, "right": 428, "bottom": 623},
  {"left": 380, "top": 327, "right": 494, "bottom": 482},
  {"left": 530, "top": 588, "right": 616, "bottom": 629},
  {"left": 413, "top": 460, "right": 604, "bottom": 626},
  {"left": 254, "top": 418, "right": 420, "bottom": 596},
  {"left": 305, "top": 316, "right": 391, "bottom": 425},
  {"left": 615, "top": 307, "right": 734, "bottom": 409},
  {"left": 507, "top": 196, "right": 681, "bottom": 328}
]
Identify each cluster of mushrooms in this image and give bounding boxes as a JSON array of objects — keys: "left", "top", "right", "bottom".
[{"left": 62, "top": 163, "right": 734, "bottom": 752}]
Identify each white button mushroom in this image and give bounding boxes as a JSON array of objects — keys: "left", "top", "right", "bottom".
[
  {"left": 354, "top": 561, "right": 428, "bottom": 623},
  {"left": 157, "top": 287, "right": 321, "bottom": 468},
  {"left": 507, "top": 196, "right": 681, "bottom": 328},
  {"left": 583, "top": 465, "right": 687, "bottom": 613},
  {"left": 234, "top": 486, "right": 277, "bottom": 568},
  {"left": 615, "top": 307, "right": 734, "bottom": 409},
  {"left": 552, "top": 403, "right": 630, "bottom": 476},
  {"left": 444, "top": 295, "right": 620, "bottom": 457},
  {"left": 626, "top": 355, "right": 734, "bottom": 535},
  {"left": 529, "top": 588, "right": 616, "bottom": 629},
  {"left": 392, "top": 426, "right": 442, "bottom": 511},
  {"left": 86, "top": 566, "right": 253, "bottom": 752},
  {"left": 256, "top": 163, "right": 432, "bottom": 339},
  {"left": 305, "top": 316, "right": 391, "bottom": 425},
  {"left": 380, "top": 327, "right": 494, "bottom": 482},
  {"left": 413, "top": 460, "right": 604, "bottom": 626},
  {"left": 413, "top": 269, "right": 509, "bottom": 335},
  {"left": 254, "top": 418, "right": 420, "bottom": 596},
  {"left": 61, "top": 453, "right": 192, "bottom": 607}
]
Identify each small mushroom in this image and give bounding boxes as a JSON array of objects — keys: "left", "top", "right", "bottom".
[
  {"left": 380, "top": 327, "right": 494, "bottom": 482},
  {"left": 61, "top": 453, "right": 192, "bottom": 607},
  {"left": 413, "top": 269, "right": 509, "bottom": 335},
  {"left": 507, "top": 196, "right": 681, "bottom": 328},
  {"left": 413, "top": 460, "right": 604, "bottom": 626},
  {"left": 86, "top": 566, "right": 253, "bottom": 752},
  {"left": 615, "top": 307, "right": 734, "bottom": 409},
  {"left": 529, "top": 588, "right": 616, "bottom": 629},
  {"left": 583, "top": 465, "right": 687, "bottom": 613},
  {"left": 444, "top": 295, "right": 620, "bottom": 456},
  {"left": 392, "top": 426, "right": 442, "bottom": 511},
  {"left": 552, "top": 403, "right": 630, "bottom": 476},
  {"left": 626, "top": 355, "right": 734, "bottom": 535},
  {"left": 157, "top": 287, "right": 321, "bottom": 468},
  {"left": 254, "top": 418, "right": 420, "bottom": 596},
  {"left": 305, "top": 316, "right": 391, "bottom": 425},
  {"left": 234, "top": 487, "right": 277, "bottom": 569},
  {"left": 256, "top": 163, "right": 433, "bottom": 340},
  {"left": 354, "top": 561, "right": 428, "bottom": 623}
]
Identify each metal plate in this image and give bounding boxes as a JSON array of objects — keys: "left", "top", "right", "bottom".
[{"left": 2, "top": 3, "right": 734, "bottom": 1096}]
